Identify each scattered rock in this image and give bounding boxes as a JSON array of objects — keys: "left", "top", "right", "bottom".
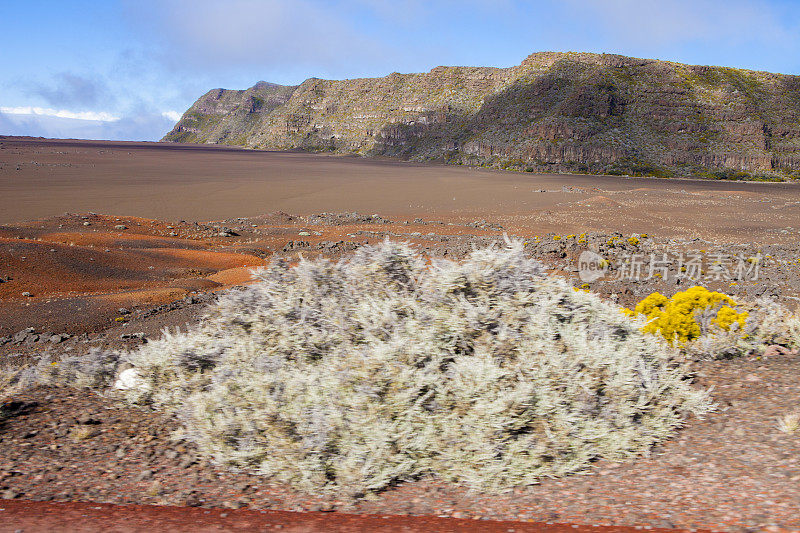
[
  {"left": 120, "top": 332, "right": 146, "bottom": 341},
  {"left": 216, "top": 227, "right": 239, "bottom": 237},
  {"left": 12, "top": 328, "right": 35, "bottom": 344},
  {"left": 135, "top": 470, "right": 154, "bottom": 482},
  {"left": 77, "top": 414, "right": 102, "bottom": 425},
  {"left": 763, "top": 344, "right": 794, "bottom": 357},
  {"left": 114, "top": 225, "right": 128, "bottom": 230}
]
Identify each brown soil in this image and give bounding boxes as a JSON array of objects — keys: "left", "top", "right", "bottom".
[{"left": 2, "top": 137, "right": 800, "bottom": 532}]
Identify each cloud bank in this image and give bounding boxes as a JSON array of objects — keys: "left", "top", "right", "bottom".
[
  {"left": 0, "top": 108, "right": 179, "bottom": 142},
  {"left": 29, "top": 73, "right": 114, "bottom": 110},
  {"left": 1, "top": 107, "right": 120, "bottom": 122},
  {"left": 126, "top": 0, "right": 388, "bottom": 74},
  {"left": 561, "top": 0, "right": 796, "bottom": 51}
]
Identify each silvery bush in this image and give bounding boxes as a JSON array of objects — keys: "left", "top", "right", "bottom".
[
  {"left": 107, "top": 239, "right": 713, "bottom": 495},
  {"left": 684, "top": 297, "right": 800, "bottom": 360}
]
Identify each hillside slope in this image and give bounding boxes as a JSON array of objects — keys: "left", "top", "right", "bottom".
[{"left": 163, "top": 52, "right": 800, "bottom": 178}]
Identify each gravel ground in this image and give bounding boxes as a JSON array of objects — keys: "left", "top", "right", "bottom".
[
  {"left": 2, "top": 211, "right": 800, "bottom": 532},
  {"left": 2, "top": 351, "right": 799, "bottom": 532}
]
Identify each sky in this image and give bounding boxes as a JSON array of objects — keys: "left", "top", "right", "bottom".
[{"left": 2, "top": 0, "right": 800, "bottom": 142}]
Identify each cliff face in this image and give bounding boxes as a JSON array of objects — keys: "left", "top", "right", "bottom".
[{"left": 163, "top": 52, "right": 800, "bottom": 178}]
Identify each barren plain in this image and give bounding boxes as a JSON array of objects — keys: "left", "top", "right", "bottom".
[{"left": 1, "top": 137, "right": 800, "bottom": 532}]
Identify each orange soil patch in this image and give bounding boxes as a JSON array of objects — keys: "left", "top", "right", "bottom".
[
  {"left": 206, "top": 266, "right": 259, "bottom": 286},
  {"left": 0, "top": 237, "right": 262, "bottom": 301}
]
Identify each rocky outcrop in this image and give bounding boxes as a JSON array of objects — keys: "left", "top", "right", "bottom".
[{"left": 162, "top": 52, "right": 800, "bottom": 178}]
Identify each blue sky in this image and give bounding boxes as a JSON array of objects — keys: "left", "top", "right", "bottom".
[{"left": 3, "top": 0, "right": 800, "bottom": 141}]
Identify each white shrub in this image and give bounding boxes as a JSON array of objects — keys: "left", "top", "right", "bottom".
[
  {"left": 683, "top": 297, "right": 800, "bottom": 360},
  {"left": 112, "top": 239, "right": 713, "bottom": 495}
]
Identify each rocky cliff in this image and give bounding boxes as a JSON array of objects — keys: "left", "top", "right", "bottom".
[{"left": 163, "top": 52, "right": 800, "bottom": 178}]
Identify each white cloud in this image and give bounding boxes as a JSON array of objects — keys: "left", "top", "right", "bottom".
[
  {"left": 161, "top": 110, "right": 182, "bottom": 122},
  {"left": 562, "top": 0, "right": 795, "bottom": 49},
  {"left": 0, "top": 106, "right": 120, "bottom": 122},
  {"left": 125, "top": 0, "right": 390, "bottom": 73}
]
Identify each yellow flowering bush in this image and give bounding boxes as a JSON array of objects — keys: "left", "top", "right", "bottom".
[{"left": 627, "top": 286, "right": 748, "bottom": 345}]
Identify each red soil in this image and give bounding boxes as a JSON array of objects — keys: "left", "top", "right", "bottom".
[{"left": 0, "top": 499, "right": 704, "bottom": 533}]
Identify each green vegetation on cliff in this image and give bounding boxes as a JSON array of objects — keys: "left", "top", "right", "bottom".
[{"left": 163, "top": 52, "right": 800, "bottom": 179}]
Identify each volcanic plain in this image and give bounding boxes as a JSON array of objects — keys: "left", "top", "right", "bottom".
[{"left": 2, "top": 136, "right": 800, "bottom": 532}]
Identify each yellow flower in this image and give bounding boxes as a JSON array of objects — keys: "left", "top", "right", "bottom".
[{"left": 628, "top": 286, "right": 748, "bottom": 345}]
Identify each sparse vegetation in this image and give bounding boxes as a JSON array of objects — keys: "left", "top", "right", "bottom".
[{"left": 607, "top": 158, "right": 673, "bottom": 179}]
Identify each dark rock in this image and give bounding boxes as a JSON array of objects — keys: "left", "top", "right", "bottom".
[
  {"left": 78, "top": 414, "right": 102, "bottom": 425},
  {"left": 120, "top": 332, "right": 146, "bottom": 340}
]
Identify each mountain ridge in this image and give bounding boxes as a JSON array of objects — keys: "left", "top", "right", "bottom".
[{"left": 162, "top": 52, "right": 800, "bottom": 179}]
